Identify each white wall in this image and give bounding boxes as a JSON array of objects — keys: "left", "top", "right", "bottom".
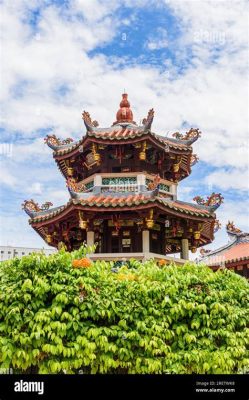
[{"left": 0, "top": 246, "right": 57, "bottom": 262}]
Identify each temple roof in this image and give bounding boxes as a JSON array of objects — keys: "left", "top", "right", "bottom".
[
  {"left": 23, "top": 193, "right": 216, "bottom": 224},
  {"left": 44, "top": 93, "right": 201, "bottom": 156},
  {"left": 200, "top": 221, "right": 249, "bottom": 265}
]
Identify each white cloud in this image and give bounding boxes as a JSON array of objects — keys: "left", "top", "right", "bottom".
[
  {"left": 27, "top": 182, "right": 43, "bottom": 195},
  {"left": 146, "top": 28, "right": 168, "bottom": 50},
  {"left": 0, "top": 165, "right": 17, "bottom": 187},
  {"left": 205, "top": 169, "right": 249, "bottom": 191}
]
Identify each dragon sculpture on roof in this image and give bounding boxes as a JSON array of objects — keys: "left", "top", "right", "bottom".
[
  {"left": 44, "top": 134, "right": 74, "bottom": 150},
  {"left": 193, "top": 192, "right": 224, "bottom": 210},
  {"left": 142, "top": 108, "right": 154, "bottom": 130},
  {"left": 190, "top": 154, "right": 199, "bottom": 166},
  {"left": 226, "top": 221, "right": 242, "bottom": 234},
  {"left": 82, "top": 111, "right": 99, "bottom": 131},
  {"left": 22, "top": 200, "right": 53, "bottom": 216},
  {"left": 172, "top": 128, "right": 202, "bottom": 145}
]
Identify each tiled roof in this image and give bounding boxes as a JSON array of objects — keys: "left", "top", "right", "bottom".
[
  {"left": 221, "top": 243, "right": 249, "bottom": 261},
  {"left": 29, "top": 193, "right": 214, "bottom": 223},
  {"left": 205, "top": 242, "right": 249, "bottom": 265},
  {"left": 53, "top": 127, "right": 191, "bottom": 156},
  {"left": 88, "top": 126, "right": 145, "bottom": 141},
  {"left": 201, "top": 228, "right": 249, "bottom": 265}
]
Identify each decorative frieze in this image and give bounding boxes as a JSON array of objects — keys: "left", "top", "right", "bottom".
[{"left": 102, "top": 177, "right": 137, "bottom": 185}]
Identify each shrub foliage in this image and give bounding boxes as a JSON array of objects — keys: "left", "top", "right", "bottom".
[{"left": 0, "top": 245, "right": 248, "bottom": 374}]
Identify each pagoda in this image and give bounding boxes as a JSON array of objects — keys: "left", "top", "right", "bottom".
[
  {"left": 23, "top": 93, "right": 223, "bottom": 261},
  {"left": 200, "top": 221, "right": 249, "bottom": 278}
]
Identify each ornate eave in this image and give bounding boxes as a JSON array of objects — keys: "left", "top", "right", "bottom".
[
  {"left": 25, "top": 194, "right": 215, "bottom": 224},
  {"left": 45, "top": 129, "right": 193, "bottom": 158}
]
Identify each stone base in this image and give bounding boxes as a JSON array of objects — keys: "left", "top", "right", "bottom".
[{"left": 87, "top": 252, "right": 186, "bottom": 266}]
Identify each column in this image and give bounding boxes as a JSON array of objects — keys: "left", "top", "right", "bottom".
[
  {"left": 171, "top": 182, "right": 177, "bottom": 200},
  {"left": 94, "top": 174, "right": 102, "bottom": 194},
  {"left": 86, "top": 231, "right": 95, "bottom": 248},
  {"left": 181, "top": 238, "right": 189, "bottom": 260},
  {"left": 142, "top": 230, "right": 150, "bottom": 253},
  {"left": 137, "top": 174, "right": 146, "bottom": 192}
]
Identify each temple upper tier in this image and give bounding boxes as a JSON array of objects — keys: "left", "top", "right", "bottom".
[
  {"left": 23, "top": 93, "right": 223, "bottom": 260},
  {"left": 44, "top": 93, "right": 201, "bottom": 183}
]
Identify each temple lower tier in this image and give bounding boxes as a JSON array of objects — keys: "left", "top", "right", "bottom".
[
  {"left": 84, "top": 226, "right": 190, "bottom": 260},
  {"left": 25, "top": 195, "right": 216, "bottom": 260}
]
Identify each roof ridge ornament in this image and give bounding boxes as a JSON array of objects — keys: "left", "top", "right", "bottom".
[
  {"left": 172, "top": 128, "right": 201, "bottom": 145},
  {"left": 193, "top": 192, "right": 224, "bottom": 210},
  {"left": 22, "top": 200, "right": 53, "bottom": 216},
  {"left": 214, "top": 219, "right": 222, "bottom": 233},
  {"left": 200, "top": 248, "right": 212, "bottom": 257},
  {"left": 226, "top": 221, "right": 242, "bottom": 235},
  {"left": 44, "top": 134, "right": 74, "bottom": 150},
  {"left": 82, "top": 111, "right": 99, "bottom": 132},
  {"left": 66, "top": 178, "right": 87, "bottom": 195},
  {"left": 142, "top": 108, "right": 154, "bottom": 131},
  {"left": 190, "top": 154, "right": 199, "bottom": 166}
]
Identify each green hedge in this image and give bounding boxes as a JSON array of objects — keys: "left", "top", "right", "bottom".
[{"left": 0, "top": 245, "right": 248, "bottom": 374}]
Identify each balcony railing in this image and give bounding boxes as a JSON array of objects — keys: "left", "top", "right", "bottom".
[
  {"left": 101, "top": 184, "right": 139, "bottom": 193},
  {"left": 77, "top": 172, "right": 176, "bottom": 197}
]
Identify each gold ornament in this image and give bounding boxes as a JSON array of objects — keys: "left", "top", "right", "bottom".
[
  {"left": 45, "top": 234, "right": 52, "bottom": 244},
  {"left": 92, "top": 143, "right": 101, "bottom": 163},
  {"left": 146, "top": 209, "right": 154, "bottom": 229},
  {"left": 66, "top": 167, "right": 74, "bottom": 176},
  {"left": 173, "top": 159, "right": 182, "bottom": 172},
  {"left": 139, "top": 141, "right": 147, "bottom": 160},
  {"left": 194, "top": 231, "right": 201, "bottom": 240},
  {"left": 79, "top": 211, "right": 88, "bottom": 230}
]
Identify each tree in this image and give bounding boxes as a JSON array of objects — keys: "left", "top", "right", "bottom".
[{"left": 0, "top": 245, "right": 248, "bottom": 374}]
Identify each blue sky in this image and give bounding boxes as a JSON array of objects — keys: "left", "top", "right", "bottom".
[{"left": 0, "top": 0, "right": 248, "bottom": 254}]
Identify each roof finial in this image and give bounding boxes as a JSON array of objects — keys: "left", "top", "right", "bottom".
[{"left": 113, "top": 93, "right": 136, "bottom": 125}]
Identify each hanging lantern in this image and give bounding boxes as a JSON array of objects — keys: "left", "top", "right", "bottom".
[
  {"left": 139, "top": 141, "right": 147, "bottom": 160},
  {"left": 194, "top": 231, "right": 201, "bottom": 240},
  {"left": 67, "top": 167, "right": 74, "bottom": 176},
  {"left": 146, "top": 209, "right": 154, "bottom": 229},
  {"left": 92, "top": 143, "right": 101, "bottom": 163},
  {"left": 173, "top": 162, "right": 180, "bottom": 172},
  {"left": 45, "top": 234, "right": 52, "bottom": 244}
]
